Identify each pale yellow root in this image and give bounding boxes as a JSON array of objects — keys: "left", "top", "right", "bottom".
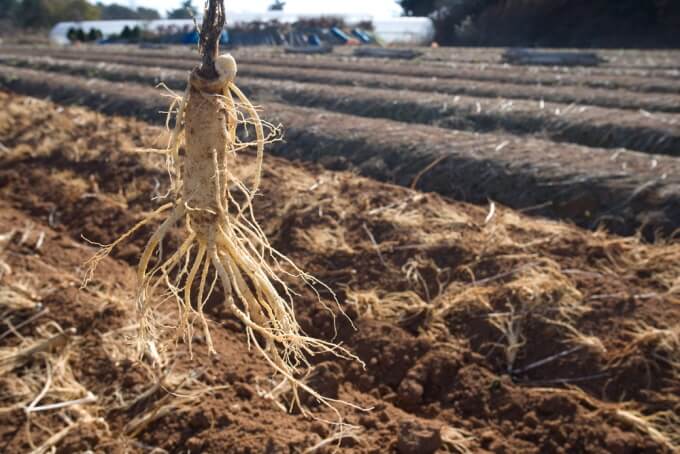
[
  {"left": 84, "top": 54, "right": 364, "bottom": 418},
  {"left": 615, "top": 409, "right": 680, "bottom": 452},
  {"left": 81, "top": 202, "right": 173, "bottom": 287},
  {"left": 0, "top": 319, "right": 101, "bottom": 452}
]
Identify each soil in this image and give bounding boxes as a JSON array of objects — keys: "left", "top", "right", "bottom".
[
  {"left": 5, "top": 47, "right": 680, "bottom": 113},
  {"left": 1, "top": 92, "right": 679, "bottom": 453},
  {"left": 4, "top": 54, "right": 680, "bottom": 156},
  {"left": 5, "top": 44, "right": 680, "bottom": 94},
  {"left": 410, "top": 47, "right": 680, "bottom": 71},
  {"left": 1, "top": 64, "right": 678, "bottom": 238}
]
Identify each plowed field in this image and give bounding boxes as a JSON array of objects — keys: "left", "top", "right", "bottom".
[{"left": 0, "top": 45, "right": 678, "bottom": 453}]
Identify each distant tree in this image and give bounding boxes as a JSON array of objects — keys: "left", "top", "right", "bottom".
[
  {"left": 136, "top": 6, "right": 160, "bottom": 20},
  {"left": 0, "top": 0, "right": 18, "bottom": 19},
  {"left": 120, "top": 25, "right": 132, "bottom": 39},
  {"left": 87, "top": 27, "right": 102, "bottom": 41},
  {"left": 17, "top": 0, "right": 100, "bottom": 28},
  {"left": 98, "top": 2, "right": 136, "bottom": 19},
  {"left": 117, "top": 24, "right": 141, "bottom": 42},
  {"left": 50, "top": 0, "right": 101, "bottom": 22},
  {"left": 97, "top": 3, "right": 160, "bottom": 20},
  {"left": 167, "top": 0, "right": 198, "bottom": 19},
  {"left": 398, "top": 0, "right": 436, "bottom": 16},
  {"left": 130, "top": 25, "right": 141, "bottom": 40},
  {"left": 397, "top": 0, "right": 680, "bottom": 47},
  {"left": 16, "top": 0, "right": 51, "bottom": 28},
  {"left": 268, "top": 0, "right": 285, "bottom": 11},
  {"left": 398, "top": 0, "right": 493, "bottom": 18},
  {"left": 397, "top": 0, "right": 495, "bottom": 44},
  {"left": 66, "top": 26, "right": 78, "bottom": 41}
]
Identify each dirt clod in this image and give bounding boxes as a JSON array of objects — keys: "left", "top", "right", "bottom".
[{"left": 396, "top": 420, "right": 442, "bottom": 454}]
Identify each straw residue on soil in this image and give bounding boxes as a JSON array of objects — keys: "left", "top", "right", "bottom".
[{"left": 0, "top": 92, "right": 678, "bottom": 452}]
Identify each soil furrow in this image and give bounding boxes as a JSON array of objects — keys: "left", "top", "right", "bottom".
[
  {"left": 6, "top": 47, "right": 680, "bottom": 114},
  {"left": 0, "top": 65, "right": 678, "bottom": 237},
  {"left": 7, "top": 45, "right": 680, "bottom": 94},
  {"left": 418, "top": 46, "right": 680, "bottom": 70},
  {"left": 14, "top": 44, "right": 680, "bottom": 79},
  {"left": 3, "top": 54, "right": 678, "bottom": 157}
]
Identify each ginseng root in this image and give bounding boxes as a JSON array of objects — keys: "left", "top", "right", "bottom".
[{"left": 85, "top": 53, "right": 361, "bottom": 415}]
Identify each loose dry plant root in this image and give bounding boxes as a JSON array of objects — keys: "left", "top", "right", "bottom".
[
  {"left": 84, "top": 53, "right": 363, "bottom": 418},
  {"left": 0, "top": 318, "right": 104, "bottom": 454}
]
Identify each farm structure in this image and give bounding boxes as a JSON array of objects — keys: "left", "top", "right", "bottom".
[{"left": 49, "top": 15, "right": 435, "bottom": 46}]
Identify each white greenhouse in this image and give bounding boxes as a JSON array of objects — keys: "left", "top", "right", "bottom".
[{"left": 49, "top": 14, "right": 434, "bottom": 46}]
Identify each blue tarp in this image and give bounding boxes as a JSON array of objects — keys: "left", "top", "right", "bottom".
[
  {"left": 352, "top": 28, "right": 371, "bottom": 43},
  {"left": 307, "top": 34, "right": 321, "bottom": 46},
  {"left": 329, "top": 27, "right": 351, "bottom": 44},
  {"left": 182, "top": 30, "right": 199, "bottom": 44}
]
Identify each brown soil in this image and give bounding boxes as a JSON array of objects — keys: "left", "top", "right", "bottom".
[
  {"left": 4, "top": 54, "right": 679, "bottom": 156},
  {"left": 6, "top": 44, "right": 680, "bottom": 94},
  {"left": 1, "top": 64, "right": 678, "bottom": 238},
  {"left": 5, "top": 46, "right": 680, "bottom": 114},
  {"left": 1, "top": 92, "right": 679, "bottom": 453},
  {"left": 8, "top": 44, "right": 680, "bottom": 80},
  {"left": 413, "top": 47, "right": 680, "bottom": 70}
]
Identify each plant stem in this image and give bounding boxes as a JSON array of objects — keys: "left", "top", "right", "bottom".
[{"left": 198, "top": 0, "right": 226, "bottom": 80}]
